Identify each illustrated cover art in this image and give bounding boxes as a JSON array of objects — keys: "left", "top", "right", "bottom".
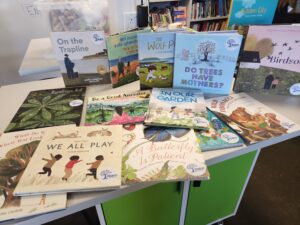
[
  {"left": 5, "top": 87, "right": 86, "bottom": 133},
  {"left": 173, "top": 32, "right": 242, "bottom": 95},
  {"left": 122, "top": 124, "right": 209, "bottom": 184},
  {"left": 0, "top": 129, "right": 66, "bottom": 221},
  {"left": 144, "top": 88, "right": 209, "bottom": 129},
  {"left": 207, "top": 93, "right": 300, "bottom": 144},
  {"left": 106, "top": 30, "right": 150, "bottom": 88},
  {"left": 138, "top": 32, "right": 175, "bottom": 90},
  {"left": 234, "top": 25, "right": 300, "bottom": 96},
  {"left": 85, "top": 90, "right": 151, "bottom": 126},
  {"left": 228, "top": 0, "right": 278, "bottom": 28},
  {"left": 14, "top": 125, "right": 123, "bottom": 196},
  {"left": 51, "top": 31, "right": 111, "bottom": 87},
  {"left": 195, "top": 109, "right": 244, "bottom": 151}
]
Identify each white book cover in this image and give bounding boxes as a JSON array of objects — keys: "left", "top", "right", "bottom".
[
  {"left": 14, "top": 125, "right": 123, "bottom": 196},
  {"left": 0, "top": 129, "right": 66, "bottom": 222}
]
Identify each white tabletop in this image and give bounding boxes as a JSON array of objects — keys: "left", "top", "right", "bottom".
[{"left": 1, "top": 77, "right": 299, "bottom": 224}]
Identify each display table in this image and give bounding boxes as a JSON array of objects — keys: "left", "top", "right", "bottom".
[{"left": 0, "top": 78, "right": 299, "bottom": 225}]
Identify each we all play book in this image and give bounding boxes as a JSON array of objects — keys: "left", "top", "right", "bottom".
[
  {"left": 173, "top": 32, "right": 242, "bottom": 95},
  {"left": 106, "top": 29, "right": 150, "bottom": 88},
  {"left": 206, "top": 93, "right": 300, "bottom": 144},
  {"left": 195, "top": 109, "right": 244, "bottom": 151},
  {"left": 234, "top": 25, "right": 300, "bottom": 96},
  {"left": 0, "top": 129, "right": 66, "bottom": 221},
  {"left": 5, "top": 87, "right": 86, "bottom": 133},
  {"left": 138, "top": 32, "right": 175, "bottom": 90},
  {"left": 51, "top": 31, "right": 111, "bottom": 87},
  {"left": 121, "top": 124, "right": 209, "bottom": 184},
  {"left": 85, "top": 90, "right": 151, "bottom": 126},
  {"left": 14, "top": 125, "right": 123, "bottom": 196},
  {"left": 144, "top": 88, "right": 209, "bottom": 129}
]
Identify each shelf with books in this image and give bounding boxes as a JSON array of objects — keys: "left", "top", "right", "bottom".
[{"left": 190, "top": 15, "right": 228, "bottom": 22}]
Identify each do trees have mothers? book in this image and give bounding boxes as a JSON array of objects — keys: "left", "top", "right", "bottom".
[
  {"left": 14, "top": 125, "right": 123, "bottom": 196},
  {"left": 0, "top": 129, "right": 66, "bottom": 222},
  {"left": 173, "top": 32, "right": 242, "bottom": 94}
]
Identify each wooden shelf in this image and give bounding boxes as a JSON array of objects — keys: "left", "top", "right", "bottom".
[{"left": 190, "top": 16, "right": 228, "bottom": 23}]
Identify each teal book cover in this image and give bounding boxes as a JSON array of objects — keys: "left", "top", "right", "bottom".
[
  {"left": 228, "top": 0, "right": 279, "bottom": 28},
  {"left": 195, "top": 110, "right": 244, "bottom": 151},
  {"left": 173, "top": 32, "right": 242, "bottom": 95},
  {"left": 138, "top": 32, "right": 175, "bottom": 90}
]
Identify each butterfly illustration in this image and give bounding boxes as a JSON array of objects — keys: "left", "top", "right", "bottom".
[
  {"left": 272, "top": 42, "right": 277, "bottom": 47},
  {"left": 144, "top": 127, "right": 190, "bottom": 142},
  {"left": 283, "top": 43, "right": 288, "bottom": 47}
]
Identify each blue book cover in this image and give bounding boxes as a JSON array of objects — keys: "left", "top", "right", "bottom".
[
  {"left": 138, "top": 32, "right": 175, "bottom": 89},
  {"left": 173, "top": 32, "right": 242, "bottom": 95},
  {"left": 228, "top": 0, "right": 279, "bottom": 28},
  {"left": 195, "top": 110, "right": 244, "bottom": 151}
]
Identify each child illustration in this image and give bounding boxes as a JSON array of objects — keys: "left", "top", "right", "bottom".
[
  {"left": 170, "top": 106, "right": 180, "bottom": 119},
  {"left": 39, "top": 194, "right": 46, "bottom": 206},
  {"left": 38, "top": 154, "right": 62, "bottom": 176},
  {"left": 146, "top": 65, "right": 157, "bottom": 82},
  {"left": 62, "top": 155, "right": 82, "bottom": 181},
  {"left": 86, "top": 155, "right": 104, "bottom": 179},
  {"left": 107, "top": 106, "right": 144, "bottom": 124},
  {"left": 271, "top": 77, "right": 280, "bottom": 89}
]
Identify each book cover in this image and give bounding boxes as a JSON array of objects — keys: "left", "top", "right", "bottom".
[
  {"left": 228, "top": 0, "right": 279, "bottom": 28},
  {"left": 144, "top": 88, "right": 209, "bottom": 129},
  {"left": 234, "top": 25, "right": 300, "bottom": 96},
  {"left": 51, "top": 31, "right": 111, "bottom": 87},
  {"left": 5, "top": 87, "right": 86, "bottom": 133},
  {"left": 206, "top": 92, "right": 300, "bottom": 144},
  {"left": 173, "top": 32, "right": 242, "bottom": 95},
  {"left": 195, "top": 109, "right": 244, "bottom": 151},
  {"left": 85, "top": 90, "right": 151, "bottom": 126},
  {"left": 106, "top": 30, "right": 149, "bottom": 88},
  {"left": 122, "top": 124, "right": 209, "bottom": 184},
  {"left": 14, "top": 125, "right": 123, "bottom": 196},
  {"left": 0, "top": 129, "right": 66, "bottom": 221},
  {"left": 138, "top": 32, "right": 175, "bottom": 90}
]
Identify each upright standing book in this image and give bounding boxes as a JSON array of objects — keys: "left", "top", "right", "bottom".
[
  {"left": 173, "top": 32, "right": 242, "bottom": 94},
  {"left": 5, "top": 87, "right": 86, "bottom": 133},
  {"left": 0, "top": 129, "right": 66, "bottom": 221},
  {"left": 51, "top": 31, "right": 111, "bottom": 87},
  {"left": 145, "top": 88, "right": 209, "bottom": 129},
  {"left": 85, "top": 90, "right": 151, "bottom": 126},
  {"left": 14, "top": 125, "right": 123, "bottom": 196},
  {"left": 122, "top": 124, "right": 209, "bottom": 184},
  {"left": 234, "top": 25, "right": 300, "bottom": 96},
  {"left": 206, "top": 93, "right": 300, "bottom": 144}
]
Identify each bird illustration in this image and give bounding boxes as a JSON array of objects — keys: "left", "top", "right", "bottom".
[
  {"left": 272, "top": 42, "right": 277, "bottom": 47},
  {"left": 278, "top": 52, "right": 283, "bottom": 56},
  {"left": 295, "top": 40, "right": 300, "bottom": 43},
  {"left": 283, "top": 43, "right": 288, "bottom": 47},
  {"left": 267, "top": 55, "right": 272, "bottom": 60},
  {"left": 288, "top": 47, "right": 292, "bottom": 51}
]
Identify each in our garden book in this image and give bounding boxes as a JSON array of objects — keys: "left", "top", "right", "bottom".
[
  {"left": 122, "top": 124, "right": 209, "bottom": 184},
  {"left": 85, "top": 90, "right": 150, "bottom": 126},
  {"left": 14, "top": 125, "right": 123, "bottom": 196}
]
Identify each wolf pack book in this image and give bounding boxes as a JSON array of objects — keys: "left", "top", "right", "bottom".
[
  {"left": 5, "top": 87, "right": 86, "bottom": 133},
  {"left": 51, "top": 31, "right": 111, "bottom": 87},
  {"left": 85, "top": 90, "right": 151, "bottom": 126},
  {"left": 195, "top": 109, "right": 244, "bottom": 151},
  {"left": 144, "top": 88, "right": 209, "bottom": 129},
  {"left": 228, "top": 0, "right": 278, "bottom": 28},
  {"left": 173, "top": 32, "right": 242, "bottom": 95},
  {"left": 122, "top": 124, "right": 209, "bottom": 184},
  {"left": 106, "top": 29, "right": 150, "bottom": 88},
  {"left": 0, "top": 129, "right": 66, "bottom": 221},
  {"left": 206, "top": 93, "right": 300, "bottom": 144},
  {"left": 14, "top": 125, "right": 123, "bottom": 196},
  {"left": 138, "top": 32, "right": 175, "bottom": 90},
  {"left": 234, "top": 25, "right": 300, "bottom": 96}
]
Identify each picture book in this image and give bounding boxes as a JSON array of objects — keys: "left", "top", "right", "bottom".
[
  {"left": 173, "top": 32, "right": 242, "bottom": 95},
  {"left": 0, "top": 129, "right": 66, "bottom": 221},
  {"left": 138, "top": 32, "right": 175, "bottom": 90},
  {"left": 195, "top": 110, "right": 244, "bottom": 151},
  {"left": 122, "top": 124, "right": 209, "bottom": 184},
  {"left": 5, "top": 87, "right": 86, "bottom": 133},
  {"left": 14, "top": 125, "right": 123, "bottom": 196},
  {"left": 234, "top": 25, "right": 300, "bottom": 96},
  {"left": 206, "top": 93, "right": 300, "bottom": 144},
  {"left": 51, "top": 31, "right": 111, "bottom": 87},
  {"left": 106, "top": 29, "right": 150, "bottom": 88},
  {"left": 228, "top": 0, "right": 279, "bottom": 28},
  {"left": 85, "top": 90, "right": 151, "bottom": 126},
  {"left": 144, "top": 88, "right": 209, "bottom": 129}
]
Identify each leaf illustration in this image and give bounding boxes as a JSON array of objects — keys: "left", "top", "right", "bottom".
[
  {"left": 46, "top": 105, "right": 71, "bottom": 111},
  {"left": 51, "top": 120, "right": 74, "bottom": 125},
  {"left": 41, "top": 108, "right": 52, "bottom": 121},
  {"left": 17, "top": 120, "right": 41, "bottom": 128},
  {"left": 42, "top": 95, "right": 51, "bottom": 104},
  {"left": 27, "top": 99, "right": 41, "bottom": 105},
  {"left": 20, "top": 108, "right": 41, "bottom": 122},
  {"left": 48, "top": 98, "right": 74, "bottom": 105},
  {"left": 5, "top": 123, "right": 16, "bottom": 132},
  {"left": 21, "top": 103, "right": 40, "bottom": 108},
  {"left": 19, "top": 107, "right": 41, "bottom": 118},
  {"left": 55, "top": 113, "right": 80, "bottom": 120},
  {"left": 47, "top": 94, "right": 66, "bottom": 104}
]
